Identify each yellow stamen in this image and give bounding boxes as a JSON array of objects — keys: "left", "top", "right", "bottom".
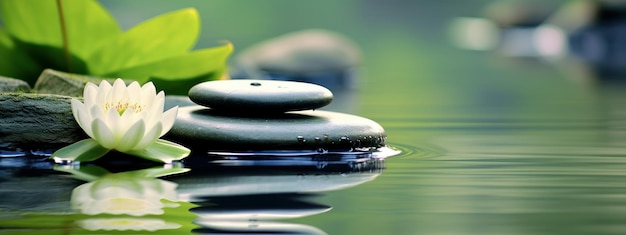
[{"left": 105, "top": 102, "right": 144, "bottom": 115}]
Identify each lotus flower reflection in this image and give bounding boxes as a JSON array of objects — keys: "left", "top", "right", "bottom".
[{"left": 51, "top": 79, "right": 190, "bottom": 163}]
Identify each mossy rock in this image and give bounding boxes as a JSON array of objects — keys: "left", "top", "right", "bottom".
[
  {"left": 33, "top": 69, "right": 114, "bottom": 97},
  {"left": 0, "top": 76, "right": 31, "bottom": 93},
  {"left": 0, "top": 93, "right": 86, "bottom": 150}
]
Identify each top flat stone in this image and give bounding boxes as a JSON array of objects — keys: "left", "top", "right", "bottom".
[{"left": 188, "top": 79, "right": 332, "bottom": 113}]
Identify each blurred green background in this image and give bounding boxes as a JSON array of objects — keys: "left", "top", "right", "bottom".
[
  {"left": 96, "top": 1, "right": 626, "bottom": 234},
  {"left": 100, "top": 0, "right": 587, "bottom": 114}
]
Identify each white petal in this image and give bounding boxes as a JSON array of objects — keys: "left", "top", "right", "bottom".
[
  {"left": 96, "top": 81, "right": 111, "bottom": 107},
  {"left": 140, "top": 82, "right": 157, "bottom": 103},
  {"left": 144, "top": 92, "right": 165, "bottom": 128},
  {"left": 115, "top": 120, "right": 146, "bottom": 152},
  {"left": 71, "top": 98, "right": 84, "bottom": 123},
  {"left": 159, "top": 106, "right": 178, "bottom": 137},
  {"left": 127, "top": 81, "right": 141, "bottom": 104},
  {"left": 97, "top": 80, "right": 112, "bottom": 99},
  {"left": 91, "top": 119, "right": 115, "bottom": 149},
  {"left": 106, "top": 106, "right": 123, "bottom": 141},
  {"left": 110, "top": 79, "right": 128, "bottom": 106},
  {"left": 148, "top": 91, "right": 165, "bottom": 113},
  {"left": 83, "top": 83, "right": 98, "bottom": 107},
  {"left": 132, "top": 123, "right": 162, "bottom": 150},
  {"left": 72, "top": 99, "right": 94, "bottom": 138},
  {"left": 112, "top": 78, "right": 126, "bottom": 89},
  {"left": 90, "top": 106, "right": 105, "bottom": 124},
  {"left": 119, "top": 106, "right": 137, "bottom": 124}
]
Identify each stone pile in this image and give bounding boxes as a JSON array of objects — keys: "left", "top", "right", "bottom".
[{"left": 167, "top": 79, "right": 386, "bottom": 151}]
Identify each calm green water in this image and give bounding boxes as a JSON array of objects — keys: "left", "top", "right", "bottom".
[
  {"left": 305, "top": 81, "right": 626, "bottom": 234},
  {"left": 4, "top": 0, "right": 626, "bottom": 234},
  {"left": 2, "top": 55, "right": 625, "bottom": 234}
]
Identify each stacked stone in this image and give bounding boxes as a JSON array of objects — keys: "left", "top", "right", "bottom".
[{"left": 167, "top": 79, "right": 386, "bottom": 152}]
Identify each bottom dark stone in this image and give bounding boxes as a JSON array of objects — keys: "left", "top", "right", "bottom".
[{"left": 166, "top": 106, "right": 386, "bottom": 151}]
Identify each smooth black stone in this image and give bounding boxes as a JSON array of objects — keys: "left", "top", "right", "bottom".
[
  {"left": 166, "top": 106, "right": 386, "bottom": 151},
  {"left": 188, "top": 80, "right": 333, "bottom": 113}
]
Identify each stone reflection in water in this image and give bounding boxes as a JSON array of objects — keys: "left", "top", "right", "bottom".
[
  {"left": 193, "top": 194, "right": 329, "bottom": 234},
  {"left": 172, "top": 164, "right": 383, "bottom": 234}
]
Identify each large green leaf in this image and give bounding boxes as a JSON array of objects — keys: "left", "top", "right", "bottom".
[
  {"left": 60, "top": 0, "right": 121, "bottom": 59},
  {"left": 0, "top": 29, "right": 41, "bottom": 83},
  {"left": 0, "top": 0, "right": 120, "bottom": 77},
  {"left": 87, "top": 8, "right": 200, "bottom": 76},
  {"left": 108, "top": 43, "right": 232, "bottom": 82},
  {"left": 0, "top": 0, "right": 61, "bottom": 46}
]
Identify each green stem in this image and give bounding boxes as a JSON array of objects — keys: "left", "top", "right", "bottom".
[{"left": 56, "top": 0, "right": 71, "bottom": 72}]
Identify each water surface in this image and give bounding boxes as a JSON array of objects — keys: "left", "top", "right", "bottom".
[{"left": 3, "top": 1, "right": 626, "bottom": 232}]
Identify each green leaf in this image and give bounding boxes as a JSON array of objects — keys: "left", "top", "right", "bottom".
[
  {"left": 87, "top": 8, "right": 200, "bottom": 75},
  {"left": 124, "top": 139, "right": 191, "bottom": 163},
  {"left": 50, "top": 139, "right": 111, "bottom": 163},
  {"left": 0, "top": 0, "right": 119, "bottom": 59},
  {"left": 59, "top": 0, "right": 122, "bottom": 59},
  {"left": 0, "top": 0, "right": 61, "bottom": 47},
  {"left": 0, "top": 29, "right": 41, "bottom": 82},
  {"left": 108, "top": 42, "right": 233, "bottom": 94},
  {"left": 0, "top": 0, "right": 118, "bottom": 77}
]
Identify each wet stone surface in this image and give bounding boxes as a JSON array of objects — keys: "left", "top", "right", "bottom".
[
  {"left": 167, "top": 105, "right": 386, "bottom": 151},
  {"left": 169, "top": 79, "right": 386, "bottom": 151},
  {"left": 188, "top": 79, "right": 333, "bottom": 113}
]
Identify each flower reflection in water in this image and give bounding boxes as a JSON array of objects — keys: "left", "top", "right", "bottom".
[
  {"left": 56, "top": 164, "right": 196, "bottom": 233},
  {"left": 71, "top": 173, "right": 179, "bottom": 216},
  {"left": 78, "top": 217, "right": 181, "bottom": 231}
]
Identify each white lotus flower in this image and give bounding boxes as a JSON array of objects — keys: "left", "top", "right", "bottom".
[{"left": 51, "top": 78, "right": 190, "bottom": 163}]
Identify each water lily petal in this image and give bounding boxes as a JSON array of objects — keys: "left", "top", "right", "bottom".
[
  {"left": 83, "top": 83, "right": 98, "bottom": 107},
  {"left": 159, "top": 106, "right": 178, "bottom": 137},
  {"left": 127, "top": 81, "right": 141, "bottom": 105},
  {"left": 110, "top": 79, "right": 129, "bottom": 108},
  {"left": 106, "top": 106, "right": 123, "bottom": 142},
  {"left": 150, "top": 91, "right": 165, "bottom": 114},
  {"left": 71, "top": 98, "right": 85, "bottom": 124},
  {"left": 116, "top": 120, "right": 146, "bottom": 152},
  {"left": 140, "top": 82, "right": 156, "bottom": 104},
  {"left": 133, "top": 123, "right": 162, "bottom": 150},
  {"left": 92, "top": 119, "right": 116, "bottom": 149},
  {"left": 119, "top": 106, "right": 137, "bottom": 124},
  {"left": 90, "top": 105, "right": 106, "bottom": 123},
  {"left": 144, "top": 91, "right": 165, "bottom": 127},
  {"left": 96, "top": 80, "right": 112, "bottom": 106},
  {"left": 72, "top": 99, "right": 94, "bottom": 138}
]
